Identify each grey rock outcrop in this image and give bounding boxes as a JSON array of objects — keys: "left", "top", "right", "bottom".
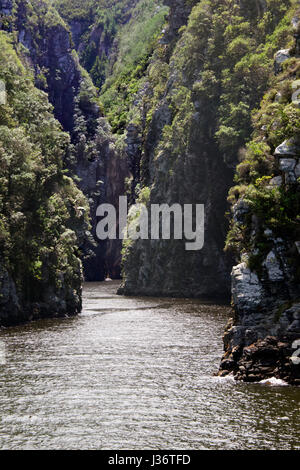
[
  {"left": 279, "top": 158, "right": 297, "bottom": 171},
  {"left": 274, "top": 140, "right": 300, "bottom": 184},
  {"left": 125, "top": 123, "right": 142, "bottom": 201},
  {"left": 268, "top": 175, "right": 283, "bottom": 187},
  {"left": 233, "top": 200, "right": 250, "bottom": 224},
  {"left": 275, "top": 139, "right": 300, "bottom": 157},
  {"left": 232, "top": 263, "right": 264, "bottom": 314},
  {"left": 263, "top": 250, "right": 285, "bottom": 282},
  {"left": 220, "top": 239, "right": 300, "bottom": 385},
  {"left": 274, "top": 49, "right": 290, "bottom": 74},
  {"left": 221, "top": 29, "right": 300, "bottom": 382}
]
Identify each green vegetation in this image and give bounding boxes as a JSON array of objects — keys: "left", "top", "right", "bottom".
[
  {"left": 119, "top": 0, "right": 300, "bottom": 296},
  {"left": 150, "top": 0, "right": 295, "bottom": 165},
  {"left": 55, "top": 0, "right": 168, "bottom": 132},
  {"left": 100, "top": 0, "right": 168, "bottom": 132},
  {"left": 54, "top": 0, "right": 97, "bottom": 23},
  {"left": 16, "top": 0, "right": 68, "bottom": 41},
  {"left": 55, "top": 0, "right": 140, "bottom": 89},
  {"left": 225, "top": 32, "right": 300, "bottom": 271},
  {"left": 1, "top": 0, "right": 300, "bottom": 308},
  {"left": 0, "top": 31, "right": 89, "bottom": 313}
]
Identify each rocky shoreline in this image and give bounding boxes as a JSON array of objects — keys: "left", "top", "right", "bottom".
[{"left": 220, "top": 334, "right": 300, "bottom": 386}]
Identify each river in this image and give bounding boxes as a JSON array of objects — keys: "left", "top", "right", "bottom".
[{"left": 0, "top": 281, "right": 299, "bottom": 450}]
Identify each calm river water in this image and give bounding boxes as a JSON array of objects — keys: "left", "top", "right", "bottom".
[{"left": 0, "top": 281, "right": 299, "bottom": 450}]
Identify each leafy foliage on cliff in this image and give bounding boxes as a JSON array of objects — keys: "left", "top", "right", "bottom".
[
  {"left": 0, "top": 31, "right": 89, "bottom": 317},
  {"left": 120, "top": 0, "right": 299, "bottom": 297},
  {"left": 55, "top": 0, "right": 141, "bottom": 89},
  {"left": 144, "top": 0, "right": 294, "bottom": 168},
  {"left": 98, "top": 0, "right": 168, "bottom": 132},
  {"left": 54, "top": 0, "right": 96, "bottom": 23},
  {"left": 226, "top": 28, "right": 300, "bottom": 276},
  {"left": 56, "top": 0, "right": 168, "bottom": 131}
]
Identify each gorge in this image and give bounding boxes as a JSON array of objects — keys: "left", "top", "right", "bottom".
[{"left": 0, "top": 0, "right": 300, "bottom": 396}]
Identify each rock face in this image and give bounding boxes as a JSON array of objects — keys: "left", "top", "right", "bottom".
[
  {"left": 220, "top": 234, "right": 300, "bottom": 385},
  {"left": 0, "top": 19, "right": 91, "bottom": 326},
  {"left": 106, "top": 144, "right": 131, "bottom": 279},
  {"left": 15, "top": 0, "right": 80, "bottom": 132},
  {"left": 221, "top": 202, "right": 300, "bottom": 384},
  {"left": 219, "top": 17, "right": 300, "bottom": 384},
  {"left": 119, "top": 0, "right": 299, "bottom": 302},
  {"left": 232, "top": 263, "right": 264, "bottom": 313},
  {"left": 5, "top": 0, "right": 127, "bottom": 281},
  {"left": 0, "top": 264, "right": 21, "bottom": 325},
  {"left": 275, "top": 139, "right": 300, "bottom": 157},
  {"left": 121, "top": 0, "right": 270, "bottom": 299},
  {"left": 220, "top": 336, "right": 300, "bottom": 385},
  {"left": 274, "top": 49, "right": 290, "bottom": 74},
  {"left": 0, "top": 255, "right": 84, "bottom": 326},
  {"left": 274, "top": 139, "right": 300, "bottom": 185},
  {"left": 56, "top": 0, "right": 140, "bottom": 89}
]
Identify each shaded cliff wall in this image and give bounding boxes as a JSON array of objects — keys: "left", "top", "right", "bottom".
[
  {"left": 5, "top": 0, "right": 130, "bottom": 281},
  {"left": 52, "top": 0, "right": 167, "bottom": 279},
  {"left": 119, "top": 0, "right": 293, "bottom": 298},
  {"left": 2, "top": 0, "right": 167, "bottom": 282},
  {"left": 0, "top": 11, "right": 90, "bottom": 325}
]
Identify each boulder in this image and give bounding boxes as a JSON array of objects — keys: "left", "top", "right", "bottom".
[
  {"left": 275, "top": 139, "right": 299, "bottom": 157},
  {"left": 274, "top": 49, "right": 290, "bottom": 74},
  {"left": 285, "top": 171, "right": 297, "bottom": 184},
  {"left": 268, "top": 176, "right": 283, "bottom": 187},
  {"left": 279, "top": 158, "right": 297, "bottom": 171}
]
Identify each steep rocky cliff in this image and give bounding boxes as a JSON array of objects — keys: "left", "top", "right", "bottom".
[
  {"left": 55, "top": 0, "right": 140, "bottom": 89},
  {"left": 60, "top": 0, "right": 169, "bottom": 279},
  {"left": 219, "top": 9, "right": 300, "bottom": 385},
  {"left": 0, "top": 27, "right": 90, "bottom": 325},
  {"left": 3, "top": 0, "right": 128, "bottom": 281},
  {"left": 1, "top": 0, "right": 169, "bottom": 285},
  {"left": 1, "top": 0, "right": 299, "bottom": 385},
  {"left": 119, "top": 0, "right": 294, "bottom": 299}
]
